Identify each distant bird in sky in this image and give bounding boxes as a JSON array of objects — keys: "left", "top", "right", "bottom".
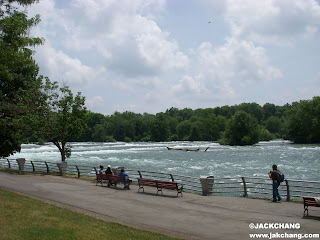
[{"left": 208, "top": 21, "right": 212, "bottom": 23}]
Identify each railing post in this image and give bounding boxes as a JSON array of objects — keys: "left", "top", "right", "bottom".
[
  {"left": 285, "top": 179, "right": 290, "bottom": 201},
  {"left": 241, "top": 177, "right": 248, "bottom": 197},
  {"left": 45, "top": 161, "right": 49, "bottom": 173},
  {"left": 31, "top": 161, "right": 35, "bottom": 172},
  {"left": 170, "top": 174, "right": 174, "bottom": 182},
  {"left": 16, "top": 158, "right": 26, "bottom": 171},
  {"left": 57, "top": 162, "right": 68, "bottom": 176},
  {"left": 138, "top": 170, "right": 142, "bottom": 178},
  {"left": 7, "top": 159, "right": 11, "bottom": 169},
  {"left": 76, "top": 165, "right": 81, "bottom": 178}
]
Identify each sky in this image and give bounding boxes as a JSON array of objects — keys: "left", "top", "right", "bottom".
[{"left": 26, "top": 0, "right": 320, "bottom": 115}]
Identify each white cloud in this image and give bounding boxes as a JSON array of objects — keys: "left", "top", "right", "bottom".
[
  {"left": 86, "top": 96, "right": 105, "bottom": 111},
  {"left": 172, "top": 38, "right": 282, "bottom": 104},
  {"left": 31, "top": 0, "right": 188, "bottom": 79},
  {"left": 34, "top": 43, "right": 108, "bottom": 86},
  {"left": 25, "top": 0, "right": 320, "bottom": 114},
  {"left": 225, "top": 0, "right": 320, "bottom": 45}
]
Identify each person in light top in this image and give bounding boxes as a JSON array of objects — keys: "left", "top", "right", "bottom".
[{"left": 98, "top": 165, "right": 104, "bottom": 174}]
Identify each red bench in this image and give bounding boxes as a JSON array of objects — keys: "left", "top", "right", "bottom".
[
  {"left": 96, "top": 174, "right": 131, "bottom": 189},
  {"left": 303, "top": 197, "right": 320, "bottom": 216},
  {"left": 138, "top": 178, "right": 183, "bottom": 197}
]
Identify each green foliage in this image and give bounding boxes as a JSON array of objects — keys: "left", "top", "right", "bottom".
[
  {"left": 92, "top": 124, "right": 108, "bottom": 142},
  {"left": 176, "top": 121, "right": 191, "bottom": 140},
  {"left": 287, "top": 97, "right": 320, "bottom": 143},
  {"left": 21, "top": 95, "right": 320, "bottom": 146},
  {"left": 150, "top": 113, "right": 170, "bottom": 142},
  {"left": 65, "top": 97, "right": 319, "bottom": 145},
  {"left": 27, "top": 79, "right": 87, "bottom": 161},
  {"left": 220, "top": 110, "right": 260, "bottom": 146},
  {"left": 264, "top": 116, "right": 282, "bottom": 134},
  {"left": 259, "top": 127, "right": 276, "bottom": 141},
  {"left": 0, "top": 0, "right": 44, "bottom": 157},
  {"left": 262, "top": 103, "right": 277, "bottom": 121}
]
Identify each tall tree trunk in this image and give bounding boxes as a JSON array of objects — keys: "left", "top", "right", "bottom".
[
  {"left": 61, "top": 141, "right": 66, "bottom": 162},
  {"left": 53, "top": 141, "right": 66, "bottom": 162},
  {"left": 60, "top": 149, "right": 66, "bottom": 162}
]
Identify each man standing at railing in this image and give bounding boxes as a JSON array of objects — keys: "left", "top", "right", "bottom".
[{"left": 268, "top": 164, "right": 281, "bottom": 202}]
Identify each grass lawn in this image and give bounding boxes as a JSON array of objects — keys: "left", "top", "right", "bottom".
[{"left": 0, "top": 189, "right": 180, "bottom": 240}]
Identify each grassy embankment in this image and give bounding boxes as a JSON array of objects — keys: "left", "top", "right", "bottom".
[{"left": 0, "top": 189, "right": 179, "bottom": 240}]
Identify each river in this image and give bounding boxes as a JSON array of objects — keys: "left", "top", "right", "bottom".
[{"left": 12, "top": 140, "right": 320, "bottom": 182}]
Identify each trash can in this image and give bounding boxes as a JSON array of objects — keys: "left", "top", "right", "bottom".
[
  {"left": 112, "top": 166, "right": 124, "bottom": 175},
  {"left": 200, "top": 176, "right": 214, "bottom": 196}
]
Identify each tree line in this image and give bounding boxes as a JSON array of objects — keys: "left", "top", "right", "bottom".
[{"left": 50, "top": 97, "right": 318, "bottom": 145}]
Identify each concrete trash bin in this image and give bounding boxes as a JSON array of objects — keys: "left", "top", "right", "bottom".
[{"left": 200, "top": 176, "right": 214, "bottom": 196}]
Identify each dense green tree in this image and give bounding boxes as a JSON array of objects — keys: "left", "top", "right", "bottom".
[
  {"left": 220, "top": 110, "right": 260, "bottom": 146},
  {"left": 238, "top": 102, "right": 264, "bottom": 123},
  {"left": 287, "top": 97, "right": 320, "bottom": 143},
  {"left": 167, "top": 117, "right": 178, "bottom": 135},
  {"left": 0, "top": 0, "right": 44, "bottom": 157},
  {"left": 200, "top": 118, "right": 219, "bottom": 141},
  {"left": 77, "top": 112, "right": 107, "bottom": 141},
  {"left": 214, "top": 105, "right": 236, "bottom": 118},
  {"left": 91, "top": 124, "right": 108, "bottom": 142},
  {"left": 179, "top": 108, "right": 194, "bottom": 121},
  {"left": 176, "top": 121, "right": 191, "bottom": 140},
  {"left": 264, "top": 116, "right": 282, "bottom": 134},
  {"left": 262, "top": 103, "right": 277, "bottom": 121},
  {"left": 165, "top": 107, "right": 180, "bottom": 118},
  {"left": 215, "top": 115, "right": 227, "bottom": 133},
  {"left": 150, "top": 113, "right": 170, "bottom": 142},
  {"left": 189, "top": 125, "right": 201, "bottom": 141},
  {"left": 259, "top": 127, "right": 275, "bottom": 141}
]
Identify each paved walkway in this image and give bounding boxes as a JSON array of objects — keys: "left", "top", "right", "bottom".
[{"left": 0, "top": 172, "right": 319, "bottom": 240}]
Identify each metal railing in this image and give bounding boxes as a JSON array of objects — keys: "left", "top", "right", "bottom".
[
  {"left": 0, "top": 158, "right": 202, "bottom": 193},
  {"left": 1, "top": 158, "right": 319, "bottom": 200},
  {"left": 208, "top": 176, "right": 320, "bottom": 200}
]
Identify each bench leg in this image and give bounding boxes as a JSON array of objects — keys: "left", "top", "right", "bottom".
[
  {"left": 157, "top": 187, "right": 162, "bottom": 195},
  {"left": 138, "top": 185, "right": 144, "bottom": 192},
  {"left": 124, "top": 182, "right": 130, "bottom": 190},
  {"left": 96, "top": 179, "right": 102, "bottom": 186},
  {"left": 176, "top": 187, "right": 183, "bottom": 197},
  {"left": 304, "top": 205, "right": 309, "bottom": 216}
]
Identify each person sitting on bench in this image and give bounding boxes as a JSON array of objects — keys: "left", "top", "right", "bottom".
[
  {"left": 98, "top": 165, "right": 104, "bottom": 174},
  {"left": 105, "top": 165, "right": 114, "bottom": 187},
  {"left": 118, "top": 169, "right": 131, "bottom": 189}
]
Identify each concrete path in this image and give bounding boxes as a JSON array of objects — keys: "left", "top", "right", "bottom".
[{"left": 0, "top": 172, "right": 319, "bottom": 240}]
